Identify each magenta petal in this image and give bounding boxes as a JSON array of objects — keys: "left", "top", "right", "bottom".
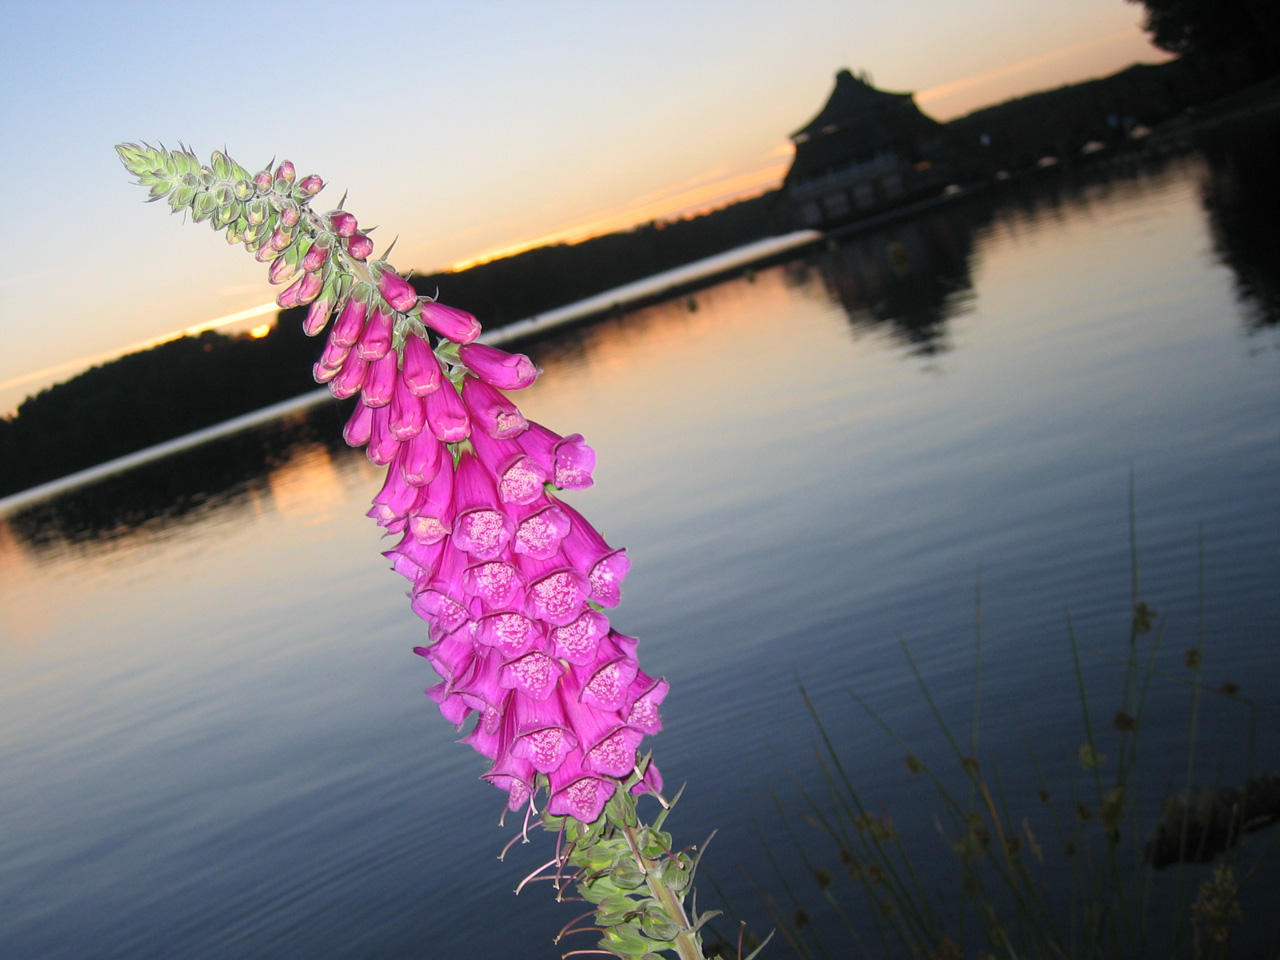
[
  {"left": 523, "top": 564, "right": 589, "bottom": 627},
  {"left": 383, "top": 533, "right": 444, "bottom": 585},
  {"left": 368, "top": 466, "right": 418, "bottom": 528},
  {"left": 331, "top": 298, "right": 368, "bottom": 348},
  {"left": 630, "top": 760, "right": 664, "bottom": 797},
  {"left": 420, "top": 301, "right": 481, "bottom": 343},
  {"left": 412, "top": 589, "right": 471, "bottom": 636},
  {"left": 517, "top": 423, "right": 595, "bottom": 489},
  {"left": 366, "top": 405, "right": 400, "bottom": 465},
  {"left": 361, "top": 352, "right": 397, "bottom": 407},
  {"left": 328, "top": 210, "right": 358, "bottom": 237},
  {"left": 475, "top": 611, "right": 543, "bottom": 660},
  {"left": 424, "top": 382, "right": 470, "bottom": 442},
  {"left": 389, "top": 375, "right": 426, "bottom": 441},
  {"left": 426, "top": 682, "right": 473, "bottom": 728},
  {"left": 576, "top": 632, "right": 640, "bottom": 712},
  {"left": 328, "top": 355, "right": 368, "bottom": 400},
  {"left": 498, "top": 651, "right": 563, "bottom": 702},
  {"left": 463, "top": 703, "right": 507, "bottom": 759},
  {"left": 553, "top": 434, "right": 596, "bottom": 489},
  {"left": 452, "top": 647, "right": 509, "bottom": 714},
  {"left": 356, "top": 306, "right": 394, "bottom": 361},
  {"left": 379, "top": 269, "right": 418, "bottom": 312},
  {"left": 470, "top": 430, "right": 546, "bottom": 504},
  {"left": 346, "top": 233, "right": 374, "bottom": 261},
  {"left": 484, "top": 752, "right": 537, "bottom": 811},
  {"left": 402, "top": 335, "right": 442, "bottom": 396},
  {"left": 624, "top": 673, "right": 669, "bottom": 735},
  {"left": 451, "top": 453, "right": 514, "bottom": 560},
  {"left": 511, "top": 691, "right": 577, "bottom": 773},
  {"left": 514, "top": 504, "right": 571, "bottom": 560},
  {"left": 461, "top": 376, "right": 527, "bottom": 440},
  {"left": 549, "top": 609, "right": 610, "bottom": 666},
  {"left": 398, "top": 429, "right": 443, "bottom": 486},
  {"left": 303, "top": 297, "right": 333, "bottom": 337},
  {"left": 462, "top": 560, "right": 523, "bottom": 608},
  {"left": 407, "top": 460, "right": 454, "bottom": 543},
  {"left": 458, "top": 342, "right": 538, "bottom": 390},
  {"left": 558, "top": 669, "right": 642, "bottom": 779},
  {"left": 547, "top": 749, "right": 615, "bottom": 823},
  {"left": 343, "top": 401, "right": 374, "bottom": 447}
]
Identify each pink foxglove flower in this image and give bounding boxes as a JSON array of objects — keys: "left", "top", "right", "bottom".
[
  {"left": 458, "top": 342, "right": 539, "bottom": 390},
  {"left": 377, "top": 266, "right": 418, "bottom": 312},
  {"left": 421, "top": 301, "right": 482, "bottom": 343}
]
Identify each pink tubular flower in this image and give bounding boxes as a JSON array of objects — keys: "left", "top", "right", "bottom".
[
  {"left": 355, "top": 307, "right": 394, "bottom": 361},
  {"left": 420, "top": 301, "right": 481, "bottom": 343},
  {"left": 329, "top": 354, "right": 368, "bottom": 400},
  {"left": 303, "top": 296, "right": 334, "bottom": 337},
  {"left": 361, "top": 352, "right": 398, "bottom": 407},
  {"left": 461, "top": 376, "right": 527, "bottom": 440},
  {"left": 377, "top": 267, "right": 418, "bottom": 312},
  {"left": 424, "top": 382, "right": 470, "bottom": 443},
  {"left": 517, "top": 422, "right": 596, "bottom": 489},
  {"left": 330, "top": 298, "right": 368, "bottom": 348},
  {"left": 402, "top": 335, "right": 442, "bottom": 396},
  {"left": 389, "top": 376, "right": 426, "bottom": 441},
  {"left": 458, "top": 342, "right": 538, "bottom": 390}
]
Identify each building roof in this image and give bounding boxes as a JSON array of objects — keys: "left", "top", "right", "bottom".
[
  {"left": 786, "top": 69, "right": 941, "bottom": 185},
  {"left": 791, "top": 69, "right": 920, "bottom": 141}
]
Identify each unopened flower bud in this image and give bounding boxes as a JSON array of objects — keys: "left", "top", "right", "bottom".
[
  {"left": 274, "top": 160, "right": 296, "bottom": 184},
  {"left": 270, "top": 228, "right": 293, "bottom": 251},
  {"left": 277, "top": 200, "right": 300, "bottom": 227},
  {"left": 376, "top": 267, "right": 418, "bottom": 313},
  {"left": 303, "top": 297, "right": 335, "bottom": 336},
  {"left": 301, "top": 242, "right": 330, "bottom": 273},
  {"left": 268, "top": 254, "right": 296, "bottom": 285},
  {"left": 233, "top": 179, "right": 254, "bottom": 200},
  {"left": 298, "top": 174, "right": 323, "bottom": 196},
  {"left": 244, "top": 199, "right": 269, "bottom": 226},
  {"left": 328, "top": 211, "right": 358, "bottom": 237},
  {"left": 346, "top": 233, "right": 373, "bottom": 261},
  {"left": 421, "top": 301, "right": 482, "bottom": 343},
  {"left": 255, "top": 242, "right": 281, "bottom": 262},
  {"left": 254, "top": 170, "right": 273, "bottom": 193}
]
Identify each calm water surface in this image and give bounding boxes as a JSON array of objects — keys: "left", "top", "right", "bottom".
[{"left": 3, "top": 127, "right": 1279, "bottom": 958}]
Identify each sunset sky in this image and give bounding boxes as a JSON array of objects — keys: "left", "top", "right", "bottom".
[{"left": 0, "top": 0, "right": 1169, "bottom": 414}]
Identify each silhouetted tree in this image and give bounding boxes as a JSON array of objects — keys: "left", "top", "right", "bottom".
[{"left": 1129, "top": 0, "right": 1280, "bottom": 78}]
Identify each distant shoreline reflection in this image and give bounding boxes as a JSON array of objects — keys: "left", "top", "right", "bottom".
[{"left": 4, "top": 114, "right": 1278, "bottom": 560}]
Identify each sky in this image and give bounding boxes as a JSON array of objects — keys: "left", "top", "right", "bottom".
[{"left": 0, "top": 0, "right": 1169, "bottom": 415}]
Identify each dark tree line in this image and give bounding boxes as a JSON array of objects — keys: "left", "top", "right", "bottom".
[
  {"left": 0, "top": 193, "right": 782, "bottom": 498},
  {"left": 1130, "top": 0, "right": 1280, "bottom": 79}
]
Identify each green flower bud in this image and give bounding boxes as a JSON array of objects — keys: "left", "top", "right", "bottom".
[
  {"left": 191, "top": 191, "right": 217, "bottom": 222},
  {"left": 245, "top": 198, "right": 269, "bottom": 226},
  {"left": 147, "top": 181, "right": 172, "bottom": 200},
  {"left": 210, "top": 150, "right": 233, "bottom": 179},
  {"left": 233, "top": 179, "right": 253, "bottom": 200},
  {"left": 172, "top": 184, "right": 197, "bottom": 208}
]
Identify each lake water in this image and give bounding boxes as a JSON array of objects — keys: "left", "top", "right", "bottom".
[{"left": 2, "top": 120, "right": 1279, "bottom": 959}]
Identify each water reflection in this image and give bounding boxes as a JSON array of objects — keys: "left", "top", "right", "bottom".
[
  {"left": 804, "top": 209, "right": 981, "bottom": 354},
  {"left": 1, "top": 401, "right": 357, "bottom": 562},
  {"left": 1197, "top": 114, "right": 1280, "bottom": 331}
]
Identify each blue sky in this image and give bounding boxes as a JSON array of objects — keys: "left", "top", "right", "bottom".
[{"left": 0, "top": 0, "right": 1166, "bottom": 413}]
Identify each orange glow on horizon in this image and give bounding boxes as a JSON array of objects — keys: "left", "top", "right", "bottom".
[
  {"left": 444, "top": 145, "right": 794, "bottom": 273},
  {"left": 916, "top": 28, "right": 1170, "bottom": 119}
]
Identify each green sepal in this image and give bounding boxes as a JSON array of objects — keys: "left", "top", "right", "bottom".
[
  {"left": 233, "top": 179, "right": 254, "bottom": 200},
  {"left": 658, "top": 858, "right": 690, "bottom": 893},
  {"left": 612, "top": 860, "right": 648, "bottom": 889},
  {"left": 245, "top": 198, "right": 269, "bottom": 226},
  {"left": 639, "top": 908, "right": 680, "bottom": 942},
  {"left": 210, "top": 150, "right": 233, "bottom": 179},
  {"left": 191, "top": 191, "right": 217, "bottom": 222}
]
